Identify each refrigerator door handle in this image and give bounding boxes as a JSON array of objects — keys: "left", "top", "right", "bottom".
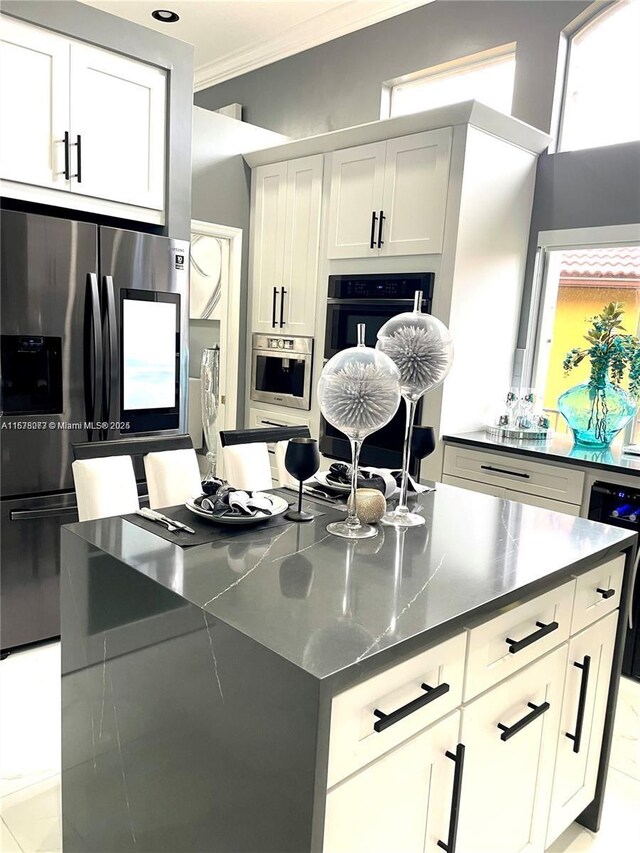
[
  {"left": 102, "top": 275, "right": 118, "bottom": 440},
  {"left": 84, "top": 273, "right": 103, "bottom": 440},
  {"left": 10, "top": 505, "right": 79, "bottom": 521}
]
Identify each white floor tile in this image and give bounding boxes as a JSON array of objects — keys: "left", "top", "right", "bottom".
[
  {"left": 0, "top": 643, "right": 61, "bottom": 798},
  {"left": 0, "top": 819, "right": 23, "bottom": 853},
  {"left": 609, "top": 676, "right": 640, "bottom": 781},
  {"left": 0, "top": 776, "right": 61, "bottom": 853}
]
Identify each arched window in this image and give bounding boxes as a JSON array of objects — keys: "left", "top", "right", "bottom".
[{"left": 559, "top": 0, "right": 640, "bottom": 151}]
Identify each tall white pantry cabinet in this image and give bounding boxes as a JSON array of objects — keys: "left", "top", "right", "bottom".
[{"left": 244, "top": 103, "right": 551, "bottom": 478}]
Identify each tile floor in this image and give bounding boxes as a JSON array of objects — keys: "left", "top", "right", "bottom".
[{"left": 0, "top": 641, "right": 638, "bottom": 852}]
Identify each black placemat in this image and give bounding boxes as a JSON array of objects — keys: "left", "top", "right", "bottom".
[{"left": 122, "top": 497, "right": 326, "bottom": 547}]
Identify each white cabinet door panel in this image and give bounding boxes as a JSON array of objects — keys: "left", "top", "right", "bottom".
[
  {"left": 457, "top": 645, "right": 567, "bottom": 853},
  {"left": 323, "top": 711, "right": 459, "bottom": 853},
  {"left": 0, "top": 17, "right": 69, "bottom": 189},
  {"left": 250, "top": 162, "right": 288, "bottom": 334},
  {"left": 69, "top": 43, "right": 165, "bottom": 209},
  {"left": 326, "top": 142, "right": 385, "bottom": 258},
  {"left": 282, "top": 155, "right": 323, "bottom": 335},
  {"left": 380, "top": 128, "right": 451, "bottom": 256},
  {"left": 546, "top": 611, "right": 618, "bottom": 846}
]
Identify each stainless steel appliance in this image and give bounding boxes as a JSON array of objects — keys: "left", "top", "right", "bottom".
[
  {"left": 0, "top": 210, "right": 189, "bottom": 652},
  {"left": 250, "top": 334, "right": 313, "bottom": 410},
  {"left": 320, "top": 272, "right": 434, "bottom": 470},
  {"left": 588, "top": 482, "right": 640, "bottom": 681}
]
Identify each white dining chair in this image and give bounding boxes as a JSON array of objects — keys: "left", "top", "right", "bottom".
[
  {"left": 222, "top": 443, "right": 274, "bottom": 491},
  {"left": 144, "top": 448, "right": 202, "bottom": 509},
  {"left": 71, "top": 456, "right": 140, "bottom": 522}
]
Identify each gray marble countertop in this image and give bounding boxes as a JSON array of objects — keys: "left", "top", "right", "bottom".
[
  {"left": 64, "top": 484, "right": 636, "bottom": 689},
  {"left": 444, "top": 430, "right": 640, "bottom": 475}
]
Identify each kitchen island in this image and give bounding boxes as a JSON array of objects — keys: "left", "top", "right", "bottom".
[{"left": 60, "top": 485, "right": 637, "bottom": 853}]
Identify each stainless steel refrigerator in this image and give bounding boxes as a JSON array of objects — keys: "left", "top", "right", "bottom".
[{"left": 0, "top": 210, "right": 189, "bottom": 652}]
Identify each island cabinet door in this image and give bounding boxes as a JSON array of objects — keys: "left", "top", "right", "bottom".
[
  {"left": 546, "top": 610, "right": 618, "bottom": 847},
  {"left": 456, "top": 644, "right": 567, "bottom": 853},
  {"left": 323, "top": 711, "right": 460, "bottom": 853}
]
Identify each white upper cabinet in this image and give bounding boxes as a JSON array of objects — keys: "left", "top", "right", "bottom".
[
  {"left": 251, "top": 155, "right": 322, "bottom": 336},
  {"left": 69, "top": 44, "right": 165, "bottom": 210},
  {"left": 0, "top": 17, "right": 69, "bottom": 189},
  {"left": 326, "top": 128, "right": 451, "bottom": 259},
  {"left": 0, "top": 16, "right": 166, "bottom": 218}
]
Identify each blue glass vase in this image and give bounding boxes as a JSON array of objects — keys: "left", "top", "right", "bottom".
[{"left": 557, "top": 381, "right": 636, "bottom": 448}]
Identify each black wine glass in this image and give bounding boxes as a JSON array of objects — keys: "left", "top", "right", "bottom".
[
  {"left": 284, "top": 438, "right": 320, "bottom": 522},
  {"left": 411, "top": 426, "right": 436, "bottom": 462}
]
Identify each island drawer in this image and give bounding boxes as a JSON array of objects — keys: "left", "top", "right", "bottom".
[
  {"left": 326, "top": 632, "right": 466, "bottom": 788},
  {"left": 442, "top": 445, "right": 585, "bottom": 505},
  {"left": 463, "top": 579, "right": 575, "bottom": 701},
  {"left": 571, "top": 555, "right": 625, "bottom": 634}
]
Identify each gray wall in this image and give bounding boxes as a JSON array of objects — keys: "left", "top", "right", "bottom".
[
  {"left": 2, "top": 0, "right": 194, "bottom": 240},
  {"left": 191, "top": 107, "right": 286, "bottom": 424},
  {"left": 195, "top": 0, "right": 589, "bottom": 137}
]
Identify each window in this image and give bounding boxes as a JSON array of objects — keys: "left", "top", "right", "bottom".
[
  {"left": 385, "top": 45, "right": 516, "bottom": 119},
  {"left": 559, "top": 0, "right": 640, "bottom": 151},
  {"left": 530, "top": 236, "right": 640, "bottom": 445}
]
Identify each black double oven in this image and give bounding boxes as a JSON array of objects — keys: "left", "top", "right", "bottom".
[{"left": 320, "top": 272, "right": 435, "bottom": 471}]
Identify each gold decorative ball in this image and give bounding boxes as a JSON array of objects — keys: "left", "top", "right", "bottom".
[{"left": 347, "top": 488, "right": 386, "bottom": 524}]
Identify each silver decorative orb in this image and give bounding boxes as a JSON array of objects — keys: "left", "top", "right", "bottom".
[{"left": 376, "top": 303, "right": 453, "bottom": 402}]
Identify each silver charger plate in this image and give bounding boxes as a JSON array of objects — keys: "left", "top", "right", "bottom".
[
  {"left": 185, "top": 494, "right": 289, "bottom": 524},
  {"left": 314, "top": 471, "right": 352, "bottom": 493}
]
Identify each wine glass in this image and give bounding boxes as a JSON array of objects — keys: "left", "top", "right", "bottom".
[
  {"left": 284, "top": 437, "right": 320, "bottom": 522},
  {"left": 318, "top": 323, "right": 401, "bottom": 539},
  {"left": 376, "top": 293, "right": 453, "bottom": 527},
  {"left": 411, "top": 426, "right": 436, "bottom": 462}
]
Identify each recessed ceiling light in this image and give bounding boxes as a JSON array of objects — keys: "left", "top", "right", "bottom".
[{"left": 152, "top": 10, "right": 180, "bottom": 23}]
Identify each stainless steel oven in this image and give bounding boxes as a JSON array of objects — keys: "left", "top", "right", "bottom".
[
  {"left": 321, "top": 272, "right": 435, "bottom": 470},
  {"left": 250, "top": 334, "right": 313, "bottom": 410}
]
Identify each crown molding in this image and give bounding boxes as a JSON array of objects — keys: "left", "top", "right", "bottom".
[{"left": 193, "top": 0, "right": 434, "bottom": 92}]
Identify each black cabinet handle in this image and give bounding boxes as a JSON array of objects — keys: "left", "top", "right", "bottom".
[
  {"left": 280, "top": 286, "right": 286, "bottom": 328},
  {"left": 76, "top": 134, "right": 82, "bottom": 182},
  {"left": 377, "top": 209, "right": 385, "bottom": 248},
  {"left": 596, "top": 587, "right": 615, "bottom": 599},
  {"left": 506, "top": 620, "right": 558, "bottom": 654},
  {"left": 63, "top": 131, "right": 70, "bottom": 179},
  {"left": 373, "top": 682, "right": 449, "bottom": 733},
  {"left": 480, "top": 464, "right": 530, "bottom": 479},
  {"left": 369, "top": 211, "right": 378, "bottom": 249},
  {"left": 566, "top": 655, "right": 591, "bottom": 754},
  {"left": 498, "top": 700, "right": 550, "bottom": 741},
  {"left": 437, "top": 743, "right": 465, "bottom": 852},
  {"left": 272, "top": 287, "right": 278, "bottom": 328}
]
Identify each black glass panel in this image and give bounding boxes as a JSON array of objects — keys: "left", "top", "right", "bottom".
[
  {"left": 255, "top": 355, "right": 306, "bottom": 398},
  {"left": 0, "top": 335, "right": 63, "bottom": 415}
]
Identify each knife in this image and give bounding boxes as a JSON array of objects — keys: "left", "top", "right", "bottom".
[{"left": 140, "top": 507, "right": 196, "bottom": 534}]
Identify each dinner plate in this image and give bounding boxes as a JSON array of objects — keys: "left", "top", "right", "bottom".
[
  {"left": 185, "top": 494, "right": 289, "bottom": 524},
  {"left": 314, "top": 471, "right": 352, "bottom": 493}
]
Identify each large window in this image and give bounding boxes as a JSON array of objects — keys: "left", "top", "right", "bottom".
[
  {"left": 531, "top": 236, "right": 640, "bottom": 445},
  {"left": 385, "top": 45, "right": 516, "bottom": 119},
  {"left": 559, "top": 0, "right": 640, "bottom": 151}
]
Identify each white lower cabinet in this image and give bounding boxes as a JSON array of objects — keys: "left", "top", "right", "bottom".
[
  {"left": 545, "top": 611, "right": 619, "bottom": 846},
  {"left": 457, "top": 645, "right": 568, "bottom": 853},
  {"left": 323, "top": 711, "right": 460, "bottom": 853}
]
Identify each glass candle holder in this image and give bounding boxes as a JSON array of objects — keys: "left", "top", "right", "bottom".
[
  {"left": 318, "top": 324, "right": 401, "bottom": 539},
  {"left": 376, "top": 292, "right": 453, "bottom": 527}
]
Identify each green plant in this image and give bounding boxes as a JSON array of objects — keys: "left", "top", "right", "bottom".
[{"left": 563, "top": 302, "right": 640, "bottom": 442}]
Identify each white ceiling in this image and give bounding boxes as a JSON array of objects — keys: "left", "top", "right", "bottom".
[{"left": 79, "top": 0, "right": 434, "bottom": 91}]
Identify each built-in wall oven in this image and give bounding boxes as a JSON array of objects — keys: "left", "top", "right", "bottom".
[
  {"left": 320, "top": 272, "right": 435, "bottom": 470},
  {"left": 250, "top": 334, "right": 313, "bottom": 410},
  {"left": 588, "top": 482, "right": 640, "bottom": 681}
]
